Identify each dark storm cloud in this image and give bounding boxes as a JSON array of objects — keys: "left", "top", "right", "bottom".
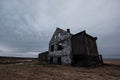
[
  {"left": 0, "top": 0, "right": 120, "bottom": 58},
  {"left": 0, "top": 0, "right": 51, "bottom": 57}
]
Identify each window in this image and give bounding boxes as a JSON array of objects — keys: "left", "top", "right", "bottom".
[
  {"left": 55, "top": 35, "right": 56, "bottom": 39},
  {"left": 57, "top": 42, "right": 63, "bottom": 50},
  {"left": 58, "top": 33, "right": 61, "bottom": 37},
  {"left": 51, "top": 45, "right": 54, "bottom": 51}
]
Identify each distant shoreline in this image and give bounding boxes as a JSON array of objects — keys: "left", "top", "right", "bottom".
[
  {"left": 0, "top": 56, "right": 37, "bottom": 59},
  {"left": 103, "top": 58, "right": 120, "bottom": 61}
]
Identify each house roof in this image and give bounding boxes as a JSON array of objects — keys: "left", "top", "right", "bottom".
[
  {"left": 56, "top": 27, "right": 73, "bottom": 35},
  {"left": 56, "top": 28, "right": 97, "bottom": 39},
  {"left": 49, "top": 27, "right": 97, "bottom": 44},
  {"left": 39, "top": 51, "right": 48, "bottom": 55},
  {"left": 73, "top": 30, "right": 97, "bottom": 40}
]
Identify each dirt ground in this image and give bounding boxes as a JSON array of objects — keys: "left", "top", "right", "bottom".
[{"left": 0, "top": 60, "right": 120, "bottom": 80}]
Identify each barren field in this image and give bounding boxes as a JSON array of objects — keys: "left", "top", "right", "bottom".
[{"left": 0, "top": 60, "right": 120, "bottom": 80}]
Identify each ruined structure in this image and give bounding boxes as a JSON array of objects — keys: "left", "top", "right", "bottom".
[
  {"left": 38, "top": 51, "right": 49, "bottom": 62},
  {"left": 48, "top": 28, "right": 103, "bottom": 66}
]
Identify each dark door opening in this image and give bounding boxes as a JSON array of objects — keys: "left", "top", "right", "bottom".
[
  {"left": 50, "top": 57, "right": 53, "bottom": 64},
  {"left": 72, "top": 55, "right": 88, "bottom": 66},
  {"left": 57, "top": 57, "right": 61, "bottom": 64}
]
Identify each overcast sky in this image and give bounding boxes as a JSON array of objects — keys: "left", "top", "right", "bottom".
[{"left": 0, "top": 0, "right": 120, "bottom": 58}]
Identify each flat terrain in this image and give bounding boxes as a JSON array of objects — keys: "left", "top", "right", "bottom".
[{"left": 0, "top": 60, "right": 120, "bottom": 80}]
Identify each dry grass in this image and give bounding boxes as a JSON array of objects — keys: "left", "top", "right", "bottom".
[{"left": 0, "top": 60, "right": 120, "bottom": 80}]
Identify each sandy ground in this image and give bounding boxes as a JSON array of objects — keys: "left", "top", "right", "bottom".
[{"left": 0, "top": 60, "right": 120, "bottom": 80}]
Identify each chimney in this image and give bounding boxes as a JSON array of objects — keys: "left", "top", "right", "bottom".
[
  {"left": 67, "top": 29, "right": 70, "bottom": 33},
  {"left": 83, "top": 30, "right": 86, "bottom": 33},
  {"left": 94, "top": 37, "right": 97, "bottom": 40}
]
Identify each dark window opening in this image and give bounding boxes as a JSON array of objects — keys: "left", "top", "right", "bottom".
[
  {"left": 57, "top": 42, "right": 63, "bottom": 50},
  {"left": 51, "top": 45, "right": 54, "bottom": 51}
]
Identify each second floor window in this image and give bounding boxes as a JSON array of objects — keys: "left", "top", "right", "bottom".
[{"left": 57, "top": 42, "right": 63, "bottom": 50}]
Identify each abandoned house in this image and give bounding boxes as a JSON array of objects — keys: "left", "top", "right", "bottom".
[
  {"left": 48, "top": 27, "right": 103, "bottom": 66},
  {"left": 38, "top": 51, "right": 49, "bottom": 62}
]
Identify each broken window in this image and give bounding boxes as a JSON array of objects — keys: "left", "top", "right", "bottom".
[
  {"left": 57, "top": 42, "right": 63, "bottom": 50},
  {"left": 51, "top": 45, "right": 54, "bottom": 51},
  {"left": 58, "top": 33, "right": 61, "bottom": 37},
  {"left": 55, "top": 35, "right": 56, "bottom": 39}
]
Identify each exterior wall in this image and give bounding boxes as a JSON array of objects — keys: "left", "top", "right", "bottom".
[
  {"left": 84, "top": 35, "right": 98, "bottom": 56},
  {"left": 62, "top": 56, "right": 71, "bottom": 64},
  {"left": 49, "top": 28, "right": 72, "bottom": 64},
  {"left": 49, "top": 38, "right": 72, "bottom": 64},
  {"left": 71, "top": 31, "right": 98, "bottom": 56},
  {"left": 71, "top": 32, "right": 87, "bottom": 55},
  {"left": 49, "top": 55, "right": 71, "bottom": 64},
  {"left": 71, "top": 31, "right": 101, "bottom": 66}
]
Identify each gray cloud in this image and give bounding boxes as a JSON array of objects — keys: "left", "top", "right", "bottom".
[{"left": 0, "top": 0, "right": 120, "bottom": 58}]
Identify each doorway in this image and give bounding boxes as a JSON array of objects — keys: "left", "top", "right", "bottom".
[
  {"left": 57, "top": 57, "right": 61, "bottom": 64},
  {"left": 50, "top": 57, "right": 53, "bottom": 64}
]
